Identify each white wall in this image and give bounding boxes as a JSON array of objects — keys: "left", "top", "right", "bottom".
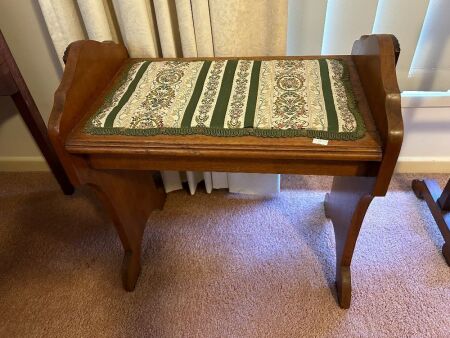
[
  {"left": 0, "top": 0, "right": 61, "bottom": 170},
  {"left": 397, "top": 93, "right": 450, "bottom": 173}
]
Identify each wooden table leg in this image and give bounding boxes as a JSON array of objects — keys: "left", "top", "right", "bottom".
[
  {"left": 86, "top": 170, "right": 166, "bottom": 290},
  {"left": 437, "top": 180, "right": 450, "bottom": 211},
  {"left": 0, "top": 30, "right": 74, "bottom": 195},
  {"left": 11, "top": 93, "right": 75, "bottom": 195},
  {"left": 412, "top": 179, "right": 450, "bottom": 266},
  {"left": 324, "top": 176, "right": 376, "bottom": 308}
]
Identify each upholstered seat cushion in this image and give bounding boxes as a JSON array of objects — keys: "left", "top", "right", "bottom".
[{"left": 85, "top": 58, "right": 365, "bottom": 140}]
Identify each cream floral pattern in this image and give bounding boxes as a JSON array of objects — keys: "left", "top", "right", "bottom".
[
  {"left": 273, "top": 60, "right": 308, "bottom": 129},
  {"left": 328, "top": 59, "right": 357, "bottom": 132},
  {"left": 192, "top": 61, "right": 226, "bottom": 127},
  {"left": 130, "top": 62, "right": 189, "bottom": 129},
  {"left": 225, "top": 60, "right": 252, "bottom": 128},
  {"left": 91, "top": 62, "right": 143, "bottom": 127}
]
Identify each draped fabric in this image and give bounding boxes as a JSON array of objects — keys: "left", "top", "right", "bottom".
[
  {"left": 38, "top": 0, "right": 288, "bottom": 195},
  {"left": 38, "top": 0, "right": 86, "bottom": 67}
]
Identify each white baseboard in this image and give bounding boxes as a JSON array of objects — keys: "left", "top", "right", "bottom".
[
  {"left": 1, "top": 156, "right": 450, "bottom": 174},
  {"left": 395, "top": 157, "right": 450, "bottom": 173},
  {"left": 0, "top": 156, "right": 49, "bottom": 172}
]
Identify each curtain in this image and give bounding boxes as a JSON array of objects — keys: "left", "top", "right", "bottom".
[{"left": 38, "top": 0, "right": 288, "bottom": 195}]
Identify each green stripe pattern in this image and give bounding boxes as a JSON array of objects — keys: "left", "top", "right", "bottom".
[
  {"left": 86, "top": 58, "right": 365, "bottom": 140},
  {"left": 244, "top": 61, "right": 261, "bottom": 128},
  {"left": 181, "top": 61, "right": 211, "bottom": 127},
  {"left": 104, "top": 61, "right": 150, "bottom": 128},
  {"left": 318, "top": 59, "right": 338, "bottom": 132},
  {"left": 210, "top": 60, "right": 238, "bottom": 127}
]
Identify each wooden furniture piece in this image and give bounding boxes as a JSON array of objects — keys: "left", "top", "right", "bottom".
[
  {"left": 0, "top": 30, "right": 73, "bottom": 195},
  {"left": 48, "top": 34, "right": 403, "bottom": 308},
  {"left": 412, "top": 178, "right": 450, "bottom": 265}
]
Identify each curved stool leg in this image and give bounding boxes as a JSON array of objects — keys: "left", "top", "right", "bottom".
[
  {"left": 324, "top": 176, "right": 375, "bottom": 308},
  {"left": 86, "top": 170, "right": 166, "bottom": 290}
]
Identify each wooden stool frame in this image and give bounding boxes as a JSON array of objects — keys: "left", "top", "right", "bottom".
[{"left": 48, "top": 34, "right": 403, "bottom": 308}]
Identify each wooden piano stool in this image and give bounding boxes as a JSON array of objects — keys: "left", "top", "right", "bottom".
[{"left": 48, "top": 34, "right": 403, "bottom": 308}]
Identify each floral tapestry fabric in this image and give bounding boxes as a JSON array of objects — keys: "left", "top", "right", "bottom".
[{"left": 86, "top": 58, "right": 364, "bottom": 140}]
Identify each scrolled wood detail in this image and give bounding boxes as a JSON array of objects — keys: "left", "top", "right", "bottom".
[{"left": 351, "top": 34, "right": 403, "bottom": 196}]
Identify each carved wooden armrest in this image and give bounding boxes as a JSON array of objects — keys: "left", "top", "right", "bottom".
[
  {"left": 48, "top": 40, "right": 128, "bottom": 183},
  {"left": 351, "top": 34, "right": 404, "bottom": 195},
  {"left": 49, "top": 40, "right": 128, "bottom": 144}
]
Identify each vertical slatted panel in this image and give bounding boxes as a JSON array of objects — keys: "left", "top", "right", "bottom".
[
  {"left": 77, "top": 0, "right": 116, "bottom": 41},
  {"left": 102, "top": 0, "right": 122, "bottom": 42},
  {"left": 161, "top": 171, "right": 183, "bottom": 192},
  {"left": 209, "top": 0, "right": 288, "bottom": 56},
  {"left": 287, "top": 0, "right": 327, "bottom": 55},
  {"left": 191, "top": 0, "right": 214, "bottom": 57},
  {"left": 111, "top": 0, "right": 159, "bottom": 57},
  {"left": 38, "top": 0, "right": 86, "bottom": 67},
  {"left": 208, "top": 0, "right": 239, "bottom": 56},
  {"left": 409, "top": 0, "right": 450, "bottom": 91},
  {"left": 372, "top": 0, "right": 430, "bottom": 90},
  {"left": 175, "top": 0, "right": 198, "bottom": 57},
  {"left": 153, "top": 0, "right": 182, "bottom": 57},
  {"left": 321, "top": 0, "right": 379, "bottom": 55}
]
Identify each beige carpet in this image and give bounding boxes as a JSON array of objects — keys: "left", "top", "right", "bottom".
[{"left": 0, "top": 172, "right": 449, "bottom": 337}]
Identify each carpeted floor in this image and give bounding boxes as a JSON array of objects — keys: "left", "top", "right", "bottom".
[{"left": 0, "top": 172, "right": 449, "bottom": 337}]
